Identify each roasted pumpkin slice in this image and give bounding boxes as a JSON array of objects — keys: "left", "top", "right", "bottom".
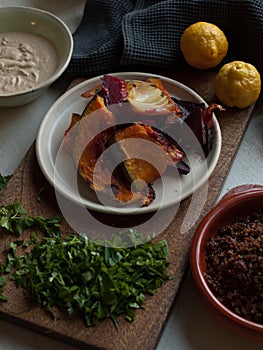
[
  {"left": 110, "top": 176, "right": 155, "bottom": 207},
  {"left": 81, "top": 93, "right": 108, "bottom": 118},
  {"left": 77, "top": 122, "right": 116, "bottom": 191},
  {"left": 64, "top": 113, "right": 81, "bottom": 154},
  {"left": 64, "top": 93, "right": 116, "bottom": 191},
  {"left": 64, "top": 94, "right": 111, "bottom": 162},
  {"left": 77, "top": 129, "right": 155, "bottom": 207},
  {"left": 78, "top": 129, "right": 113, "bottom": 192},
  {"left": 113, "top": 123, "right": 184, "bottom": 190}
]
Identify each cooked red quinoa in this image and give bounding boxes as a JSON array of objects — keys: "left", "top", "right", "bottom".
[{"left": 204, "top": 211, "right": 263, "bottom": 324}]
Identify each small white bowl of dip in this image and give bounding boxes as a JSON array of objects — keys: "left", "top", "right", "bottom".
[{"left": 0, "top": 6, "right": 73, "bottom": 107}]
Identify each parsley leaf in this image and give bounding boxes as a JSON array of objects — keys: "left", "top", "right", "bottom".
[
  {"left": 0, "top": 174, "right": 11, "bottom": 192},
  {"left": 0, "top": 199, "right": 61, "bottom": 236}
]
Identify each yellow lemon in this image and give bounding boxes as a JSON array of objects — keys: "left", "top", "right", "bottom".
[
  {"left": 180, "top": 21, "right": 228, "bottom": 69},
  {"left": 215, "top": 61, "right": 261, "bottom": 108}
]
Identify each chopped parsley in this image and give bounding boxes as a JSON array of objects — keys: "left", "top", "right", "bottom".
[{"left": 0, "top": 198, "right": 170, "bottom": 328}]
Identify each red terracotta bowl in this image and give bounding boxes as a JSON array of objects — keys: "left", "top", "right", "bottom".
[{"left": 190, "top": 184, "right": 263, "bottom": 339}]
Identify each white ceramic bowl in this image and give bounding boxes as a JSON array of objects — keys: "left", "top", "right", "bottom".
[{"left": 0, "top": 6, "right": 73, "bottom": 107}]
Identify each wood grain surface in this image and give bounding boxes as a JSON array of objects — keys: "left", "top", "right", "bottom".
[{"left": 0, "top": 70, "right": 255, "bottom": 350}]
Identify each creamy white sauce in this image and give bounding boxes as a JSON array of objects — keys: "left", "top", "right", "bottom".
[{"left": 0, "top": 32, "right": 58, "bottom": 94}]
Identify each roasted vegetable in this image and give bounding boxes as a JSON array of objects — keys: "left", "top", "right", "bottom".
[
  {"left": 64, "top": 113, "right": 81, "bottom": 154},
  {"left": 111, "top": 179, "right": 155, "bottom": 207},
  {"left": 64, "top": 95, "right": 155, "bottom": 206},
  {"left": 171, "top": 97, "right": 205, "bottom": 119},
  {"left": 113, "top": 123, "right": 185, "bottom": 190},
  {"left": 64, "top": 74, "right": 221, "bottom": 207},
  {"left": 82, "top": 75, "right": 183, "bottom": 127},
  {"left": 144, "top": 77, "right": 183, "bottom": 117},
  {"left": 126, "top": 79, "right": 179, "bottom": 115},
  {"left": 64, "top": 94, "right": 115, "bottom": 192},
  {"left": 202, "top": 103, "right": 224, "bottom": 155},
  {"left": 167, "top": 101, "right": 224, "bottom": 156},
  {"left": 102, "top": 74, "right": 128, "bottom": 106}
]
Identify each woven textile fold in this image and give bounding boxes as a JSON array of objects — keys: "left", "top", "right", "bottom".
[{"left": 67, "top": 0, "right": 263, "bottom": 75}]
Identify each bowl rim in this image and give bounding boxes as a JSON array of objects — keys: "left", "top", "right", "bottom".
[
  {"left": 190, "top": 184, "right": 263, "bottom": 335},
  {"left": 0, "top": 5, "right": 73, "bottom": 98}
]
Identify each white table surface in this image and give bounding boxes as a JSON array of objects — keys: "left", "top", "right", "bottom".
[{"left": 0, "top": 1, "right": 262, "bottom": 349}]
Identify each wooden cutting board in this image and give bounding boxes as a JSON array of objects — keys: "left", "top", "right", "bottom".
[{"left": 0, "top": 70, "right": 255, "bottom": 350}]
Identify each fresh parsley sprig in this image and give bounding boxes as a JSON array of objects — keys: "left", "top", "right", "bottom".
[{"left": 0, "top": 199, "right": 61, "bottom": 236}]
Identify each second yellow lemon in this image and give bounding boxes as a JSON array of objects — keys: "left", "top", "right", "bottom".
[
  {"left": 180, "top": 21, "right": 228, "bottom": 69},
  {"left": 214, "top": 61, "right": 261, "bottom": 108}
]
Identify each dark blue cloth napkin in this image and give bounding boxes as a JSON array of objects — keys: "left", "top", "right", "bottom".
[{"left": 67, "top": 0, "right": 263, "bottom": 75}]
